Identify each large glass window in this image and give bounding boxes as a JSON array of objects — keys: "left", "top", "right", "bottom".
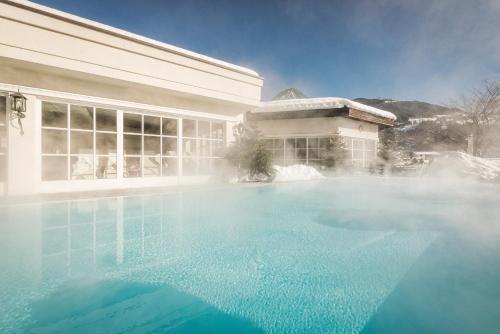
[
  {"left": 182, "top": 119, "right": 225, "bottom": 176},
  {"left": 266, "top": 135, "right": 378, "bottom": 170},
  {"left": 123, "top": 113, "right": 179, "bottom": 178},
  {"left": 42, "top": 102, "right": 67, "bottom": 128},
  {"left": 307, "top": 138, "right": 321, "bottom": 165},
  {"left": 123, "top": 113, "right": 142, "bottom": 178},
  {"left": 162, "top": 118, "right": 178, "bottom": 176},
  {"left": 365, "top": 140, "right": 376, "bottom": 168},
  {"left": 96, "top": 108, "right": 116, "bottom": 132},
  {"left": 277, "top": 138, "right": 308, "bottom": 165},
  {"left": 95, "top": 109, "right": 117, "bottom": 179},
  {"left": 42, "top": 102, "right": 117, "bottom": 181},
  {"left": 162, "top": 118, "right": 177, "bottom": 136},
  {"left": 40, "top": 102, "right": 226, "bottom": 182},
  {"left": 42, "top": 102, "right": 69, "bottom": 181},
  {"left": 123, "top": 113, "right": 141, "bottom": 133},
  {"left": 70, "top": 105, "right": 93, "bottom": 130},
  {"left": 296, "top": 138, "right": 307, "bottom": 163},
  {"left": 143, "top": 118, "right": 161, "bottom": 177},
  {"left": 70, "top": 105, "right": 94, "bottom": 180},
  {"left": 182, "top": 119, "right": 196, "bottom": 138}
]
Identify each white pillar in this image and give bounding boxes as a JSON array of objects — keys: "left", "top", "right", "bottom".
[
  {"left": 7, "top": 93, "right": 38, "bottom": 195},
  {"left": 177, "top": 118, "right": 183, "bottom": 181},
  {"left": 116, "top": 110, "right": 124, "bottom": 180}
]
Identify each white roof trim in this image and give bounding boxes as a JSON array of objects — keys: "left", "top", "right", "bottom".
[
  {"left": 4, "top": 0, "right": 260, "bottom": 78},
  {"left": 253, "top": 97, "right": 397, "bottom": 120}
]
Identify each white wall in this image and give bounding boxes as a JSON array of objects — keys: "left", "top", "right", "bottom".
[
  {"left": 0, "top": 1, "right": 263, "bottom": 108},
  {"left": 249, "top": 117, "right": 379, "bottom": 140},
  {"left": 7, "top": 93, "right": 39, "bottom": 195}
]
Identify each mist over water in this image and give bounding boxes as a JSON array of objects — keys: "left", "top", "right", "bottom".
[{"left": 1, "top": 178, "right": 499, "bottom": 333}]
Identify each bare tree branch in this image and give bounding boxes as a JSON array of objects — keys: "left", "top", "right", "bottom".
[{"left": 454, "top": 80, "right": 500, "bottom": 156}]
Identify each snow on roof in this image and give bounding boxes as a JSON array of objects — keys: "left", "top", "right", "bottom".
[
  {"left": 253, "top": 97, "right": 397, "bottom": 120},
  {"left": 8, "top": 0, "right": 259, "bottom": 77}
]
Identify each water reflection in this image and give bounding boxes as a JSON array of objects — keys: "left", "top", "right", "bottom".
[
  {"left": 1, "top": 180, "right": 498, "bottom": 333},
  {"left": 40, "top": 195, "right": 184, "bottom": 277}
]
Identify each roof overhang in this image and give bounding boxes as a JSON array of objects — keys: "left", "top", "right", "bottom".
[
  {"left": 248, "top": 97, "right": 396, "bottom": 127},
  {"left": 0, "top": 0, "right": 263, "bottom": 108},
  {"left": 247, "top": 107, "right": 395, "bottom": 127}
]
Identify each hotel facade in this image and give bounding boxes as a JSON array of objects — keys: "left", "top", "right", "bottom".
[
  {"left": 0, "top": 0, "right": 263, "bottom": 196},
  {"left": 0, "top": 0, "right": 394, "bottom": 196}
]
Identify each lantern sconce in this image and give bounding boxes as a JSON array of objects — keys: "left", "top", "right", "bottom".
[
  {"left": 232, "top": 122, "right": 244, "bottom": 138},
  {"left": 9, "top": 90, "right": 27, "bottom": 135}
]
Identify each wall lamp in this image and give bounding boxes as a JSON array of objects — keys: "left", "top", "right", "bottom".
[
  {"left": 232, "top": 122, "right": 244, "bottom": 137},
  {"left": 9, "top": 90, "right": 27, "bottom": 135}
]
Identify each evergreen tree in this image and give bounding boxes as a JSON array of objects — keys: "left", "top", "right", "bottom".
[
  {"left": 322, "top": 133, "right": 347, "bottom": 169},
  {"left": 225, "top": 125, "right": 273, "bottom": 178}
]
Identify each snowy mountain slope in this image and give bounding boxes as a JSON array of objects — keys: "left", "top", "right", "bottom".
[{"left": 353, "top": 98, "right": 460, "bottom": 123}]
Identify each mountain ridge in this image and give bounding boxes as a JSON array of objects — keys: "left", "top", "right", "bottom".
[{"left": 353, "top": 98, "right": 460, "bottom": 123}]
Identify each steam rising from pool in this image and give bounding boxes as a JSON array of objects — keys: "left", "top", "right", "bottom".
[{"left": 0, "top": 178, "right": 499, "bottom": 333}]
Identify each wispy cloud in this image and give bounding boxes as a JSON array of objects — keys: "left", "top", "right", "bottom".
[{"left": 347, "top": 0, "right": 500, "bottom": 102}]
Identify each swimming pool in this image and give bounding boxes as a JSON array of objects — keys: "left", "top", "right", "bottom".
[{"left": 1, "top": 178, "right": 499, "bottom": 333}]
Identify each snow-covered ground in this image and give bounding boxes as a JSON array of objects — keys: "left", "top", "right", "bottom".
[
  {"left": 272, "top": 165, "right": 324, "bottom": 182},
  {"left": 423, "top": 151, "right": 500, "bottom": 181},
  {"left": 232, "top": 165, "right": 324, "bottom": 183}
]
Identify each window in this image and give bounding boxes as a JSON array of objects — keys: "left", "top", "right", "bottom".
[
  {"left": 182, "top": 123, "right": 197, "bottom": 176},
  {"left": 364, "top": 140, "right": 377, "bottom": 168},
  {"left": 162, "top": 118, "right": 178, "bottom": 176},
  {"left": 182, "top": 119, "right": 225, "bottom": 176},
  {"left": 123, "top": 113, "right": 179, "bottom": 178},
  {"left": 123, "top": 113, "right": 143, "bottom": 178},
  {"left": 210, "top": 122, "right": 225, "bottom": 158},
  {"left": 41, "top": 102, "right": 117, "bottom": 181},
  {"left": 266, "top": 135, "right": 377, "bottom": 169},
  {"left": 307, "top": 138, "right": 321, "bottom": 165},
  {"left": 40, "top": 101, "right": 226, "bottom": 182},
  {"left": 42, "top": 102, "right": 67, "bottom": 128},
  {"left": 70, "top": 105, "right": 93, "bottom": 180},
  {"left": 198, "top": 121, "right": 210, "bottom": 139},
  {"left": 273, "top": 138, "right": 285, "bottom": 165},
  {"left": 143, "top": 116, "right": 161, "bottom": 177},
  {"left": 162, "top": 118, "right": 177, "bottom": 136},
  {"left": 183, "top": 119, "right": 196, "bottom": 137},
  {"left": 344, "top": 137, "right": 378, "bottom": 168},
  {"left": 211, "top": 122, "right": 224, "bottom": 140},
  {"left": 95, "top": 109, "right": 117, "bottom": 179},
  {"left": 42, "top": 102, "right": 69, "bottom": 181},
  {"left": 278, "top": 138, "right": 308, "bottom": 165},
  {"left": 296, "top": 138, "right": 307, "bottom": 163},
  {"left": 352, "top": 139, "right": 364, "bottom": 168}
]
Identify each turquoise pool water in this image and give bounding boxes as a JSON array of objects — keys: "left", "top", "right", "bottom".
[{"left": 1, "top": 178, "right": 499, "bottom": 333}]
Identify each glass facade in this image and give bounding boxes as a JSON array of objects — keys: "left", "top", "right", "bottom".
[
  {"left": 182, "top": 119, "right": 225, "bottom": 176},
  {"left": 41, "top": 100, "right": 225, "bottom": 182},
  {"left": 123, "top": 113, "right": 179, "bottom": 178},
  {"left": 41, "top": 102, "right": 118, "bottom": 181},
  {"left": 42, "top": 102, "right": 69, "bottom": 181},
  {"left": 264, "top": 136, "right": 377, "bottom": 169}
]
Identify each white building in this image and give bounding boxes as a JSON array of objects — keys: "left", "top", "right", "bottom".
[
  {"left": 0, "top": 0, "right": 395, "bottom": 196},
  {"left": 248, "top": 91, "right": 396, "bottom": 169},
  {"left": 0, "top": 0, "right": 262, "bottom": 196}
]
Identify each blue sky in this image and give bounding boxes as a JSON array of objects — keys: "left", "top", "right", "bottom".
[{"left": 33, "top": 0, "right": 500, "bottom": 103}]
